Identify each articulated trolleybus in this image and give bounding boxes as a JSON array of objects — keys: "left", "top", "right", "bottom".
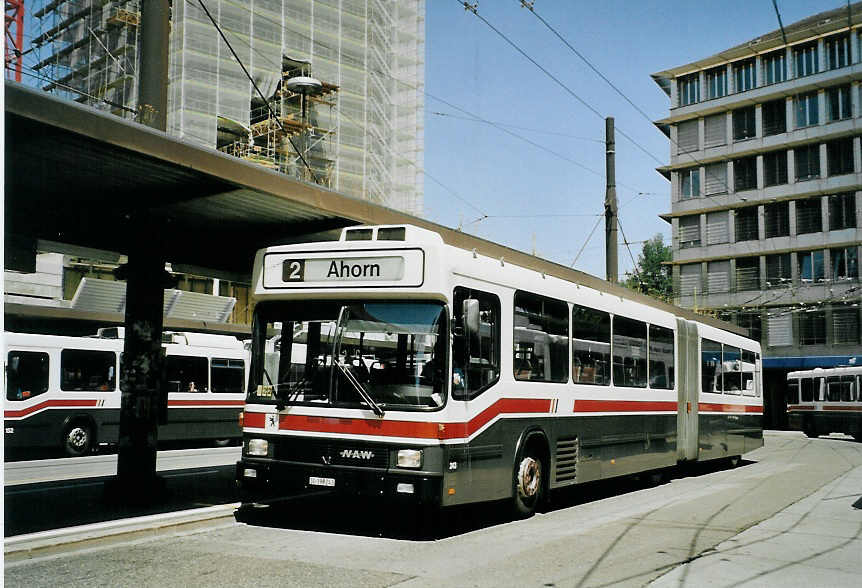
[
  {"left": 237, "top": 225, "right": 763, "bottom": 517},
  {"left": 786, "top": 366, "right": 862, "bottom": 440},
  {"left": 5, "top": 328, "right": 248, "bottom": 457}
]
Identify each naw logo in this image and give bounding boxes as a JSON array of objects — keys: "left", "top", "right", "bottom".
[{"left": 340, "top": 448, "right": 374, "bottom": 460}]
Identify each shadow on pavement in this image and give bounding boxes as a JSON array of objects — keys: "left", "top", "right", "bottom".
[
  {"left": 234, "top": 458, "right": 756, "bottom": 541},
  {"left": 4, "top": 465, "right": 239, "bottom": 537}
]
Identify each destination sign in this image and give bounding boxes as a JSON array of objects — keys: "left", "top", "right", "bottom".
[{"left": 263, "top": 249, "right": 424, "bottom": 288}]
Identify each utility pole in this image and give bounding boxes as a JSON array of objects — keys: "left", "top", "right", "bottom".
[
  {"left": 109, "top": 0, "right": 172, "bottom": 502},
  {"left": 605, "top": 117, "right": 618, "bottom": 284}
]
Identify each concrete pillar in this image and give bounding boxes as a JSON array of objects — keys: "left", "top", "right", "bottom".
[
  {"left": 786, "top": 95, "right": 795, "bottom": 131},
  {"left": 758, "top": 256, "right": 767, "bottom": 290},
  {"left": 790, "top": 251, "right": 799, "bottom": 285},
  {"left": 107, "top": 216, "right": 174, "bottom": 502},
  {"left": 728, "top": 160, "right": 735, "bottom": 194},
  {"left": 787, "top": 148, "right": 796, "bottom": 183},
  {"left": 137, "top": 0, "right": 170, "bottom": 131},
  {"left": 817, "top": 89, "right": 826, "bottom": 126},
  {"left": 789, "top": 200, "right": 798, "bottom": 236},
  {"left": 817, "top": 38, "right": 826, "bottom": 73},
  {"left": 756, "top": 154, "right": 765, "bottom": 190},
  {"left": 822, "top": 195, "right": 831, "bottom": 232},
  {"left": 854, "top": 136, "right": 862, "bottom": 175},
  {"left": 728, "top": 63, "right": 736, "bottom": 94},
  {"left": 819, "top": 143, "right": 828, "bottom": 179},
  {"left": 754, "top": 103, "right": 763, "bottom": 138},
  {"left": 757, "top": 205, "right": 766, "bottom": 240}
]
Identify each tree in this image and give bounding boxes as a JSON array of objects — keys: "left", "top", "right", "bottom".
[{"left": 623, "top": 234, "right": 673, "bottom": 302}]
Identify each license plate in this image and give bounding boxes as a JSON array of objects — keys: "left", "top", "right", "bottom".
[{"left": 308, "top": 476, "right": 335, "bottom": 487}]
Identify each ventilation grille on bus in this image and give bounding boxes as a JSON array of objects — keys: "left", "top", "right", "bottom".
[{"left": 554, "top": 437, "right": 579, "bottom": 485}]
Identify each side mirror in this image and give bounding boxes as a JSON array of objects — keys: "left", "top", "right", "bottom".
[{"left": 463, "top": 299, "right": 480, "bottom": 343}]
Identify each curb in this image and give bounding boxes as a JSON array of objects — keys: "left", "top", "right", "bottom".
[{"left": 4, "top": 503, "right": 240, "bottom": 555}]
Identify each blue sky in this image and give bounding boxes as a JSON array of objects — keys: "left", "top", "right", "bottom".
[{"left": 423, "top": 0, "right": 844, "bottom": 279}]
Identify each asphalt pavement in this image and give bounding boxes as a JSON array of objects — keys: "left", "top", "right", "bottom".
[{"left": 4, "top": 432, "right": 861, "bottom": 587}]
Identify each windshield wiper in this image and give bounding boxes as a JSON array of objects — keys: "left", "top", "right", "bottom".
[{"left": 335, "top": 361, "right": 385, "bottom": 417}]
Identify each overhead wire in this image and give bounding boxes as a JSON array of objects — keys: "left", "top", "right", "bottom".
[{"left": 193, "top": 0, "right": 320, "bottom": 184}]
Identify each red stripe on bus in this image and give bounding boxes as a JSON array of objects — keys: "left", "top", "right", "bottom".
[
  {"left": 572, "top": 399, "right": 678, "bottom": 413},
  {"left": 167, "top": 400, "right": 245, "bottom": 407},
  {"left": 786, "top": 405, "right": 862, "bottom": 412},
  {"left": 243, "top": 397, "right": 553, "bottom": 440},
  {"left": 698, "top": 402, "right": 762, "bottom": 414},
  {"left": 4, "top": 398, "right": 100, "bottom": 418}
]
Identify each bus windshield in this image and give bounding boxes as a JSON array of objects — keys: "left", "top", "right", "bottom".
[{"left": 248, "top": 300, "right": 447, "bottom": 411}]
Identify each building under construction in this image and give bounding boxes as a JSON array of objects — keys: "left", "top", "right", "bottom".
[{"left": 30, "top": 0, "right": 425, "bottom": 215}]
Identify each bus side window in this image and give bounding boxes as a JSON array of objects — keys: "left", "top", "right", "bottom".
[
  {"left": 513, "top": 291, "right": 568, "bottom": 383},
  {"left": 800, "top": 377, "right": 814, "bottom": 402},
  {"left": 648, "top": 324, "right": 675, "bottom": 390},
  {"left": 212, "top": 358, "right": 245, "bottom": 393},
  {"left": 701, "top": 339, "right": 722, "bottom": 393},
  {"left": 452, "top": 287, "right": 500, "bottom": 400},
  {"left": 6, "top": 351, "right": 50, "bottom": 401},
  {"left": 786, "top": 379, "right": 799, "bottom": 404},
  {"left": 60, "top": 349, "right": 116, "bottom": 391},
  {"left": 166, "top": 356, "right": 208, "bottom": 393}
]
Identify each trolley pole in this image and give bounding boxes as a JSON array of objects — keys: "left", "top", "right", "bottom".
[{"left": 605, "top": 117, "right": 618, "bottom": 284}]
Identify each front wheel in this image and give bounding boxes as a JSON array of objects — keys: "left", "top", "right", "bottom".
[
  {"left": 512, "top": 447, "right": 545, "bottom": 518},
  {"left": 64, "top": 423, "right": 93, "bottom": 457}
]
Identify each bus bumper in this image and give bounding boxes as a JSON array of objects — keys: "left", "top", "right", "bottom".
[{"left": 236, "top": 459, "right": 442, "bottom": 506}]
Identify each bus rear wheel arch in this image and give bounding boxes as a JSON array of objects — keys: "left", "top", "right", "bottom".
[
  {"left": 512, "top": 432, "right": 549, "bottom": 518},
  {"left": 63, "top": 420, "right": 94, "bottom": 457}
]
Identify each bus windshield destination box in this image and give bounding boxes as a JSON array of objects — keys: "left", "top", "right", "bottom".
[{"left": 263, "top": 249, "right": 425, "bottom": 289}]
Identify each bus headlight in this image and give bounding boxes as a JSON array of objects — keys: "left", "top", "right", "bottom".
[
  {"left": 247, "top": 438, "right": 269, "bottom": 456},
  {"left": 396, "top": 449, "right": 422, "bottom": 468}
]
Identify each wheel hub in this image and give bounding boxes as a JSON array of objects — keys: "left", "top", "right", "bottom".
[
  {"left": 517, "top": 457, "right": 540, "bottom": 498},
  {"left": 69, "top": 427, "right": 87, "bottom": 448}
]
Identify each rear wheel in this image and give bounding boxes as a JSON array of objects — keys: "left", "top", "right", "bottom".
[
  {"left": 64, "top": 423, "right": 93, "bottom": 457},
  {"left": 512, "top": 445, "right": 545, "bottom": 518}
]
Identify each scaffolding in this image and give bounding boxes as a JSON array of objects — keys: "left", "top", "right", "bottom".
[
  {"left": 28, "top": 0, "right": 425, "bottom": 216},
  {"left": 31, "top": 1, "right": 141, "bottom": 117},
  {"left": 218, "top": 59, "right": 339, "bottom": 187}
]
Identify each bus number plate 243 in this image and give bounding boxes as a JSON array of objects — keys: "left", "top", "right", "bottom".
[
  {"left": 283, "top": 259, "right": 305, "bottom": 282},
  {"left": 309, "top": 476, "right": 335, "bottom": 487}
]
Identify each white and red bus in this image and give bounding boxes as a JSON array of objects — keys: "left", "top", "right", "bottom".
[
  {"left": 236, "top": 225, "right": 763, "bottom": 517},
  {"left": 786, "top": 366, "right": 862, "bottom": 440},
  {"left": 5, "top": 328, "right": 248, "bottom": 457}
]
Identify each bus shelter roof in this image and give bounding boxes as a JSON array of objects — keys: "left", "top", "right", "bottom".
[{"left": 4, "top": 82, "right": 746, "bottom": 338}]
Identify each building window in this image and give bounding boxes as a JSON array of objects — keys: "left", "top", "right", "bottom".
[
  {"left": 707, "top": 260, "right": 730, "bottom": 293},
  {"left": 795, "top": 144, "right": 821, "bottom": 181},
  {"left": 677, "top": 119, "right": 699, "bottom": 153},
  {"left": 679, "top": 73, "right": 700, "bottom": 106},
  {"left": 734, "top": 156, "right": 757, "bottom": 191},
  {"left": 767, "top": 310, "right": 793, "bottom": 347},
  {"left": 826, "top": 85, "right": 852, "bottom": 121},
  {"left": 679, "top": 215, "right": 701, "bottom": 248},
  {"left": 799, "top": 311, "right": 826, "bottom": 346},
  {"left": 793, "top": 42, "right": 819, "bottom": 77},
  {"left": 679, "top": 263, "right": 701, "bottom": 296},
  {"left": 734, "top": 207, "right": 758, "bottom": 242},
  {"left": 704, "top": 162, "right": 727, "bottom": 195},
  {"left": 706, "top": 66, "right": 727, "bottom": 99},
  {"left": 766, "top": 253, "right": 792, "bottom": 287},
  {"left": 798, "top": 250, "right": 825, "bottom": 283},
  {"left": 827, "top": 138, "right": 854, "bottom": 176},
  {"left": 829, "top": 193, "right": 856, "bottom": 230},
  {"left": 795, "top": 92, "right": 819, "bottom": 127},
  {"left": 833, "top": 305, "right": 860, "bottom": 344},
  {"left": 706, "top": 211, "right": 730, "bottom": 245},
  {"left": 679, "top": 167, "right": 700, "bottom": 199},
  {"left": 762, "top": 98, "right": 786, "bottom": 135},
  {"left": 735, "top": 257, "right": 760, "bottom": 291},
  {"left": 795, "top": 198, "right": 822, "bottom": 234},
  {"left": 704, "top": 113, "right": 726, "bottom": 147},
  {"left": 733, "top": 58, "right": 756, "bottom": 92},
  {"left": 736, "top": 311, "right": 762, "bottom": 341},
  {"left": 764, "top": 201, "right": 790, "bottom": 238},
  {"left": 762, "top": 50, "right": 787, "bottom": 85},
  {"left": 825, "top": 34, "right": 850, "bottom": 70},
  {"left": 763, "top": 150, "right": 788, "bottom": 186},
  {"left": 732, "top": 106, "right": 756, "bottom": 140},
  {"left": 831, "top": 246, "right": 859, "bottom": 280}
]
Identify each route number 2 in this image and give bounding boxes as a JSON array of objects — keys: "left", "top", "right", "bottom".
[{"left": 282, "top": 259, "right": 305, "bottom": 282}]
